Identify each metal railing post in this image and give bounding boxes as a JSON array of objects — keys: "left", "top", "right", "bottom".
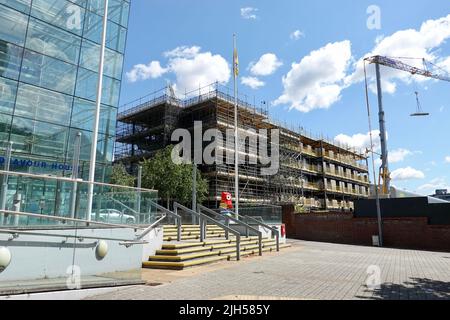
[
  {"left": 275, "top": 230, "right": 280, "bottom": 252},
  {"left": 0, "top": 141, "right": 13, "bottom": 226},
  {"left": 200, "top": 216, "right": 205, "bottom": 242},
  {"left": 225, "top": 216, "right": 229, "bottom": 239},
  {"left": 236, "top": 234, "right": 240, "bottom": 261},
  {"left": 177, "top": 216, "right": 182, "bottom": 242},
  {"left": 258, "top": 232, "right": 263, "bottom": 256},
  {"left": 12, "top": 193, "right": 21, "bottom": 226}
]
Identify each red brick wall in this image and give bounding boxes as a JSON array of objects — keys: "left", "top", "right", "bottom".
[{"left": 282, "top": 205, "right": 450, "bottom": 252}]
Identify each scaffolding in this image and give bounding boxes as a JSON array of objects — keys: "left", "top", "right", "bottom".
[{"left": 115, "top": 83, "right": 370, "bottom": 211}]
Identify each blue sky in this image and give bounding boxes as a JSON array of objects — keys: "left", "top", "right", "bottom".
[{"left": 120, "top": 0, "right": 450, "bottom": 195}]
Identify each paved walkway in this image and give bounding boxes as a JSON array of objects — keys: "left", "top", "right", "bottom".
[{"left": 88, "top": 241, "right": 450, "bottom": 300}]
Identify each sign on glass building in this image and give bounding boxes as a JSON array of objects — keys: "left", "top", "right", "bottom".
[{"left": 0, "top": 0, "right": 130, "bottom": 180}]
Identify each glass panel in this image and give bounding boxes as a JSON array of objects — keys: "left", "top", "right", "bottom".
[
  {"left": 20, "top": 50, "right": 77, "bottom": 95},
  {"left": 88, "top": 0, "right": 129, "bottom": 27},
  {"left": 102, "top": 75, "right": 120, "bottom": 107},
  {"left": 26, "top": 18, "right": 82, "bottom": 65},
  {"left": 71, "top": 98, "right": 117, "bottom": 135},
  {"left": 9, "top": 116, "right": 68, "bottom": 158},
  {"left": 66, "top": 128, "right": 110, "bottom": 163},
  {"left": 80, "top": 40, "right": 123, "bottom": 79},
  {"left": 1, "top": 173, "right": 158, "bottom": 227},
  {"left": 0, "top": 77, "right": 18, "bottom": 115},
  {"left": 15, "top": 84, "right": 73, "bottom": 126},
  {"left": 31, "top": 0, "right": 85, "bottom": 35},
  {"left": 0, "top": 5, "right": 28, "bottom": 46},
  {"left": 84, "top": 11, "right": 127, "bottom": 53},
  {"left": 0, "top": 113, "right": 12, "bottom": 146},
  {"left": 0, "top": 41, "right": 23, "bottom": 80},
  {"left": 70, "top": 98, "right": 94, "bottom": 132},
  {"left": 75, "top": 67, "right": 120, "bottom": 107},
  {"left": 0, "top": 0, "right": 31, "bottom": 13},
  {"left": 74, "top": 67, "right": 97, "bottom": 101},
  {"left": 110, "top": 0, "right": 129, "bottom": 27},
  {"left": 83, "top": 11, "right": 103, "bottom": 44}
]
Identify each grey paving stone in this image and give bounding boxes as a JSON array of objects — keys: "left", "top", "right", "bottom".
[{"left": 87, "top": 241, "right": 450, "bottom": 300}]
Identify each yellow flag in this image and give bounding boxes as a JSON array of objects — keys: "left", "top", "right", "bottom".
[{"left": 233, "top": 47, "right": 239, "bottom": 77}]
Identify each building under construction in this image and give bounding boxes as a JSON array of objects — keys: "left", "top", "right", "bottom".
[{"left": 115, "top": 83, "right": 370, "bottom": 211}]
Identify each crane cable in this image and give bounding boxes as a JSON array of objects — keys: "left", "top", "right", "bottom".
[{"left": 363, "top": 60, "right": 382, "bottom": 199}]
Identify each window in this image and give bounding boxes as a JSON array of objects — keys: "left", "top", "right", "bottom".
[
  {"left": 0, "top": 5, "right": 28, "bottom": 46},
  {"left": 20, "top": 50, "right": 77, "bottom": 95},
  {"left": 0, "top": 0, "right": 31, "bottom": 14},
  {"left": 84, "top": 11, "right": 127, "bottom": 53},
  {"left": 0, "top": 113, "right": 12, "bottom": 145},
  {"left": 87, "top": 0, "right": 129, "bottom": 27},
  {"left": 71, "top": 98, "right": 117, "bottom": 134},
  {"left": 10, "top": 116, "right": 69, "bottom": 158},
  {"left": 75, "top": 67, "right": 120, "bottom": 107},
  {"left": 15, "top": 84, "right": 73, "bottom": 126},
  {"left": 26, "top": 18, "right": 81, "bottom": 65},
  {"left": 80, "top": 40, "right": 123, "bottom": 79},
  {"left": 0, "top": 41, "right": 23, "bottom": 80},
  {"left": 0, "top": 77, "right": 18, "bottom": 115},
  {"left": 31, "top": 0, "right": 85, "bottom": 36}
]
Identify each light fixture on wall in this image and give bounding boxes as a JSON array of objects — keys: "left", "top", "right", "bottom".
[
  {"left": 0, "top": 247, "right": 11, "bottom": 272},
  {"left": 95, "top": 241, "right": 108, "bottom": 260}
]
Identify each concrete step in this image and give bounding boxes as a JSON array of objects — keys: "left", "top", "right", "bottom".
[
  {"left": 143, "top": 255, "right": 229, "bottom": 270},
  {"left": 163, "top": 225, "right": 224, "bottom": 232},
  {"left": 142, "top": 237, "right": 292, "bottom": 270},
  {"left": 149, "top": 243, "right": 277, "bottom": 262},
  {"left": 143, "top": 243, "right": 292, "bottom": 270},
  {"left": 163, "top": 230, "right": 226, "bottom": 237},
  {"left": 157, "top": 238, "right": 277, "bottom": 255},
  {"left": 164, "top": 233, "right": 227, "bottom": 241}
]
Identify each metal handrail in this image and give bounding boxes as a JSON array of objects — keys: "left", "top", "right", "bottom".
[
  {"left": 0, "top": 209, "right": 144, "bottom": 230},
  {"left": 0, "top": 228, "right": 147, "bottom": 247},
  {"left": 241, "top": 215, "right": 280, "bottom": 252},
  {"left": 135, "top": 214, "right": 167, "bottom": 241},
  {"left": 149, "top": 201, "right": 182, "bottom": 241},
  {"left": 198, "top": 205, "right": 263, "bottom": 256},
  {"left": 174, "top": 202, "right": 241, "bottom": 261}
]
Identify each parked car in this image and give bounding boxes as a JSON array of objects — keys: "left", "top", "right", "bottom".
[{"left": 91, "top": 209, "right": 136, "bottom": 224}]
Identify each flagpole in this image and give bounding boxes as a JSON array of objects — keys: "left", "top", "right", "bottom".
[
  {"left": 86, "top": 0, "right": 109, "bottom": 222},
  {"left": 233, "top": 34, "right": 239, "bottom": 219}
]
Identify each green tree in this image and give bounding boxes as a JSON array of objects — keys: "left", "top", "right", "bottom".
[
  {"left": 110, "top": 163, "right": 135, "bottom": 187},
  {"left": 141, "top": 145, "right": 208, "bottom": 208}
]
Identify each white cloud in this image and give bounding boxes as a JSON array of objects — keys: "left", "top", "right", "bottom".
[
  {"left": 126, "top": 46, "right": 231, "bottom": 94},
  {"left": 445, "top": 156, "right": 450, "bottom": 163},
  {"left": 126, "top": 61, "right": 168, "bottom": 83},
  {"left": 391, "top": 167, "right": 425, "bottom": 181},
  {"left": 334, "top": 130, "right": 380, "bottom": 152},
  {"left": 168, "top": 47, "right": 230, "bottom": 94},
  {"left": 249, "top": 53, "right": 283, "bottom": 77},
  {"left": 346, "top": 14, "right": 450, "bottom": 94},
  {"left": 418, "top": 177, "right": 450, "bottom": 195},
  {"left": 164, "top": 46, "right": 201, "bottom": 59},
  {"left": 274, "top": 40, "right": 352, "bottom": 112},
  {"left": 290, "top": 30, "right": 305, "bottom": 41},
  {"left": 389, "top": 149, "right": 413, "bottom": 163},
  {"left": 440, "top": 106, "right": 445, "bottom": 112},
  {"left": 241, "top": 76, "right": 265, "bottom": 89},
  {"left": 241, "top": 7, "right": 258, "bottom": 20}
]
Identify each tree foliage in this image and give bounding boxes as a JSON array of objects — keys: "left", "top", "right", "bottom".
[
  {"left": 110, "top": 163, "right": 135, "bottom": 187},
  {"left": 140, "top": 145, "right": 208, "bottom": 206}
]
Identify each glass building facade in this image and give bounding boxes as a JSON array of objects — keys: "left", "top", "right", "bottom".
[{"left": 0, "top": 0, "right": 130, "bottom": 180}]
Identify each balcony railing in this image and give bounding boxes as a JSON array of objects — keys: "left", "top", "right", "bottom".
[
  {"left": 324, "top": 170, "right": 370, "bottom": 185},
  {"left": 323, "top": 152, "right": 368, "bottom": 171}
]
